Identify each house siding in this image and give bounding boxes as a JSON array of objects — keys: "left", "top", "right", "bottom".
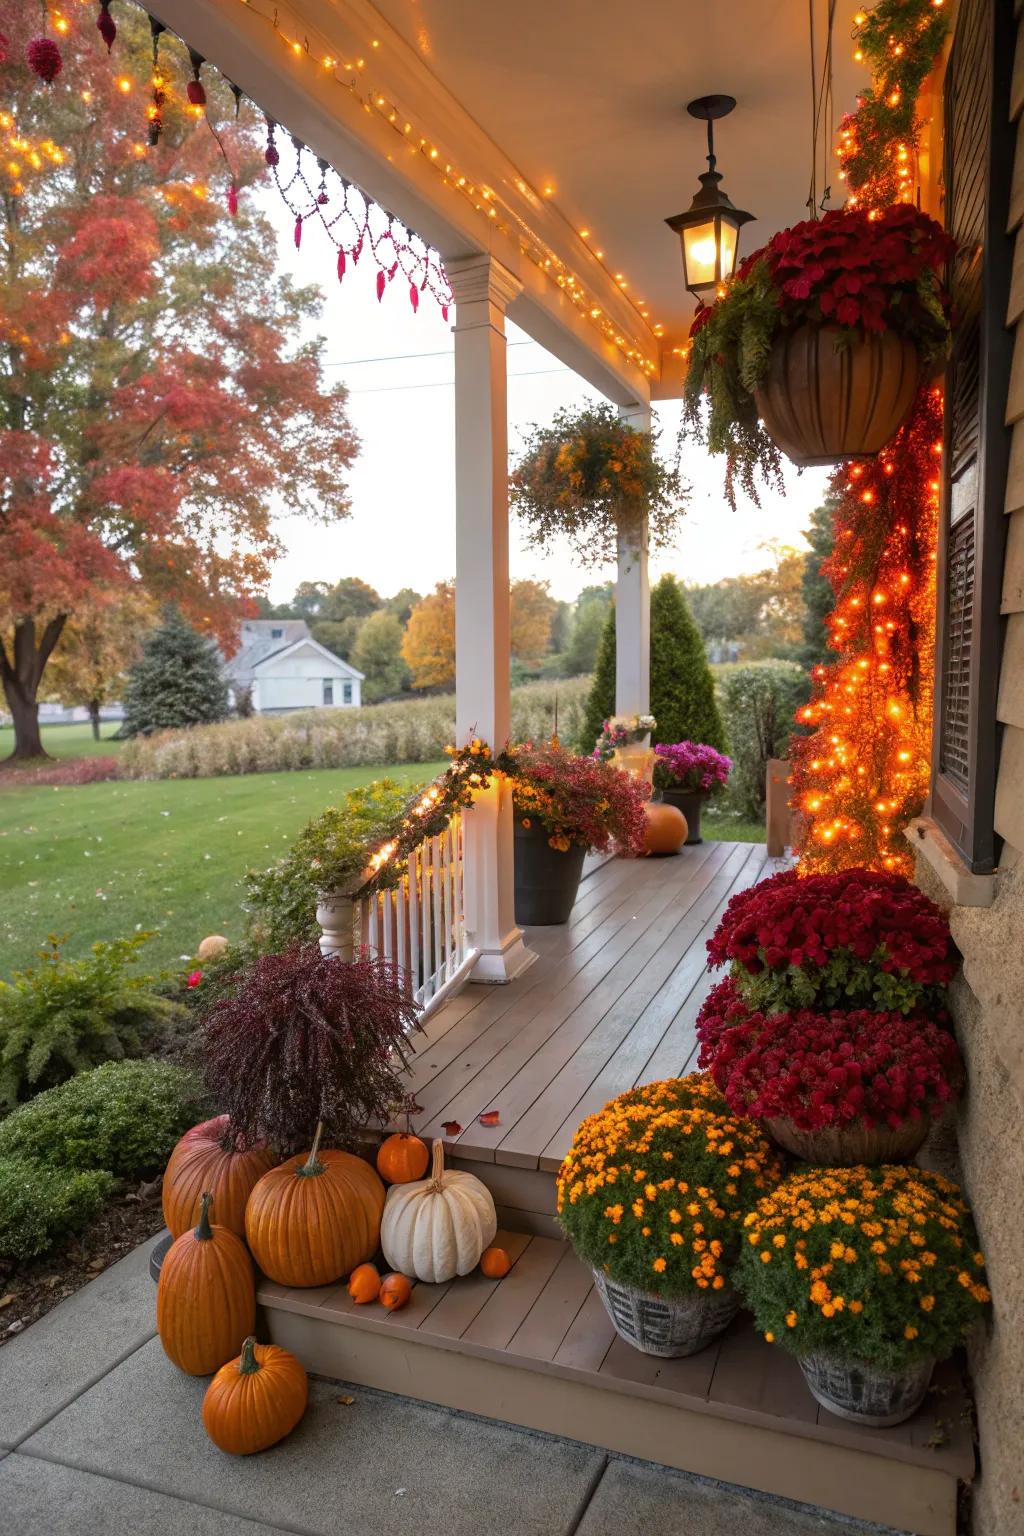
[{"left": 913, "top": 10, "right": 1024, "bottom": 1531}]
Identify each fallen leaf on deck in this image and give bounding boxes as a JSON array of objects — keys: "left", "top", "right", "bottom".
[
  {"left": 336, "top": 1394, "right": 355, "bottom": 1406},
  {"left": 441, "top": 1120, "right": 463, "bottom": 1136},
  {"left": 0, "top": 1294, "right": 15, "bottom": 1309},
  {"left": 478, "top": 1110, "right": 501, "bottom": 1127}
]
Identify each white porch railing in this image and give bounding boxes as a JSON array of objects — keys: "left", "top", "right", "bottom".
[{"left": 360, "top": 811, "right": 477, "bottom": 1019}]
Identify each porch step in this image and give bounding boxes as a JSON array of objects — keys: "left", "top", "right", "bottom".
[{"left": 258, "top": 1231, "right": 973, "bottom": 1536}]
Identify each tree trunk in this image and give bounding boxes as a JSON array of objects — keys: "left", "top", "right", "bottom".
[
  {"left": 0, "top": 616, "right": 67, "bottom": 762},
  {"left": 88, "top": 699, "right": 101, "bottom": 740}
]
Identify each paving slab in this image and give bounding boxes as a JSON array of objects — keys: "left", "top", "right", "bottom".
[
  {"left": 0, "top": 1236, "right": 160, "bottom": 1445},
  {"left": 576, "top": 1458, "right": 879, "bottom": 1536},
  {"left": 23, "top": 1336, "right": 605, "bottom": 1536},
  {"left": 0, "top": 1454, "right": 299, "bottom": 1536}
]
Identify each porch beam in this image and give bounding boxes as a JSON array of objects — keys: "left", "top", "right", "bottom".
[
  {"left": 450, "top": 254, "right": 535, "bottom": 986},
  {"left": 615, "top": 400, "right": 652, "bottom": 718}
]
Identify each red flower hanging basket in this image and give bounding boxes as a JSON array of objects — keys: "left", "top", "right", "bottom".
[{"left": 753, "top": 325, "right": 923, "bottom": 468}]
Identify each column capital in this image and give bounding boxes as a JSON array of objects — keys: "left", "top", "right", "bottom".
[{"left": 447, "top": 253, "right": 523, "bottom": 313}]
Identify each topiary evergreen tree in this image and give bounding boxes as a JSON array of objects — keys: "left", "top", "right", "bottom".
[
  {"left": 579, "top": 576, "right": 727, "bottom": 752},
  {"left": 121, "top": 606, "right": 229, "bottom": 737}
]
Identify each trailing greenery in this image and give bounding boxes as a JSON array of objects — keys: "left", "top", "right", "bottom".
[
  {"left": 580, "top": 577, "right": 726, "bottom": 753},
  {"left": 0, "top": 934, "right": 185, "bottom": 1108},
  {"left": 0, "top": 1060, "right": 201, "bottom": 1180},
  {"left": 718, "top": 661, "right": 809, "bottom": 818},
  {"left": 510, "top": 402, "right": 687, "bottom": 567},
  {"left": 0, "top": 1156, "right": 114, "bottom": 1263},
  {"left": 121, "top": 606, "right": 229, "bottom": 738}
]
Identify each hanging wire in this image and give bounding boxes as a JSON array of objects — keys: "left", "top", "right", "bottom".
[{"left": 807, "top": 0, "right": 838, "bottom": 217}]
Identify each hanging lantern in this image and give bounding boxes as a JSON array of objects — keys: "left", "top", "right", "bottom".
[{"left": 664, "top": 95, "right": 753, "bottom": 300}]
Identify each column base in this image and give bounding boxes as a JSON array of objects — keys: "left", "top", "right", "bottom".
[{"left": 469, "top": 929, "right": 538, "bottom": 986}]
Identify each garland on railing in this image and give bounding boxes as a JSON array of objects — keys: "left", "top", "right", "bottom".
[{"left": 358, "top": 740, "right": 493, "bottom": 896}]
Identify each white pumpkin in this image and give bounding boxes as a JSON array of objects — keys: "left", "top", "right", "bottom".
[{"left": 380, "top": 1139, "right": 497, "bottom": 1283}]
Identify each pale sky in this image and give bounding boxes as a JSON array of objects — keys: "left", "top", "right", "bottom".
[{"left": 258, "top": 181, "right": 831, "bottom": 608}]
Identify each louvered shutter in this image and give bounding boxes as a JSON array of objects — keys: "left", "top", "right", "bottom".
[{"left": 931, "top": 0, "right": 1014, "bottom": 872}]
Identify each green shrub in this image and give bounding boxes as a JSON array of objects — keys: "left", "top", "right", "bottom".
[
  {"left": 580, "top": 575, "right": 726, "bottom": 752},
  {"left": 0, "top": 1156, "right": 114, "bottom": 1263},
  {"left": 0, "top": 935, "right": 186, "bottom": 1108},
  {"left": 121, "top": 606, "right": 229, "bottom": 737},
  {"left": 0, "top": 1060, "right": 201, "bottom": 1179},
  {"left": 717, "top": 661, "right": 810, "bottom": 818}
]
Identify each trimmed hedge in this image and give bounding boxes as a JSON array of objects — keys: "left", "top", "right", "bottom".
[
  {"left": 0, "top": 1157, "right": 114, "bottom": 1263},
  {"left": 0, "top": 1060, "right": 202, "bottom": 1180}
]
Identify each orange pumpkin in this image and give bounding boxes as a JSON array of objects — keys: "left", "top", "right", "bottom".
[
  {"left": 643, "top": 801, "right": 687, "bottom": 856},
  {"left": 379, "top": 1272, "right": 412, "bottom": 1311},
  {"left": 245, "top": 1123, "right": 386, "bottom": 1288},
  {"left": 202, "top": 1335, "right": 308, "bottom": 1455},
  {"left": 348, "top": 1263, "right": 382, "bottom": 1304},
  {"left": 157, "top": 1192, "right": 255, "bottom": 1375},
  {"left": 376, "top": 1132, "right": 429, "bottom": 1185},
  {"left": 163, "top": 1116, "right": 276, "bottom": 1240},
  {"left": 480, "top": 1246, "right": 512, "bottom": 1279}
]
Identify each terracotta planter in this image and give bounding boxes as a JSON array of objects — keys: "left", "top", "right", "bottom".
[
  {"left": 513, "top": 818, "right": 586, "bottom": 926},
  {"left": 762, "top": 1114, "right": 931, "bottom": 1167},
  {"left": 754, "top": 325, "right": 922, "bottom": 467},
  {"left": 592, "top": 1268, "right": 738, "bottom": 1358},
  {"left": 660, "top": 788, "right": 706, "bottom": 844},
  {"left": 799, "top": 1352, "right": 934, "bottom": 1427}
]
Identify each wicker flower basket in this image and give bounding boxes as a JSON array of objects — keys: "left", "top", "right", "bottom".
[
  {"left": 762, "top": 1114, "right": 931, "bottom": 1167},
  {"left": 799, "top": 1353, "right": 934, "bottom": 1428},
  {"left": 591, "top": 1269, "right": 738, "bottom": 1358}
]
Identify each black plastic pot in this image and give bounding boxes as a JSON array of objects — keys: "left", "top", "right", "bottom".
[
  {"left": 659, "top": 788, "right": 706, "bottom": 845},
  {"left": 149, "top": 1231, "right": 173, "bottom": 1284},
  {"left": 514, "top": 818, "right": 587, "bottom": 925}
]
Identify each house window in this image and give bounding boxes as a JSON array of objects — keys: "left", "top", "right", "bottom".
[
  {"left": 342, "top": 682, "right": 353, "bottom": 705},
  {"left": 322, "top": 680, "right": 334, "bottom": 706},
  {"left": 270, "top": 627, "right": 283, "bottom": 639}
]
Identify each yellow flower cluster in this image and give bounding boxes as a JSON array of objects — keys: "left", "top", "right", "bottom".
[{"left": 557, "top": 1074, "right": 783, "bottom": 1299}]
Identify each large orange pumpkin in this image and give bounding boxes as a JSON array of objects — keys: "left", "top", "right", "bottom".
[
  {"left": 202, "top": 1335, "right": 308, "bottom": 1455},
  {"left": 643, "top": 801, "right": 688, "bottom": 856},
  {"left": 245, "top": 1123, "right": 385, "bottom": 1288},
  {"left": 376, "top": 1132, "right": 429, "bottom": 1185},
  {"left": 157, "top": 1192, "right": 255, "bottom": 1375},
  {"left": 162, "top": 1115, "right": 276, "bottom": 1240}
]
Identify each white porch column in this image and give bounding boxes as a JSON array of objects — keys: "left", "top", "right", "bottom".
[
  {"left": 449, "top": 253, "right": 535, "bottom": 985},
  {"left": 615, "top": 400, "right": 652, "bottom": 717}
]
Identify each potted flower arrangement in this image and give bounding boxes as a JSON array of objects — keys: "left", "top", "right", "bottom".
[
  {"left": 705, "top": 1001, "right": 963, "bottom": 1165},
  {"left": 557, "top": 1073, "right": 783, "bottom": 1357},
  {"left": 653, "top": 741, "right": 731, "bottom": 845},
  {"left": 594, "top": 713, "right": 657, "bottom": 788},
  {"left": 510, "top": 402, "right": 686, "bottom": 566},
  {"left": 738, "top": 1166, "right": 990, "bottom": 1426},
  {"left": 683, "top": 205, "right": 953, "bottom": 507},
  {"left": 506, "top": 742, "right": 648, "bottom": 925},
  {"left": 704, "top": 868, "right": 957, "bottom": 1016}
]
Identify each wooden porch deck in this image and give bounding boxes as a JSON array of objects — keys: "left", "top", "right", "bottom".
[{"left": 259, "top": 843, "right": 973, "bottom": 1535}]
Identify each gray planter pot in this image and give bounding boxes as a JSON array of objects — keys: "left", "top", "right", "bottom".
[
  {"left": 513, "top": 818, "right": 586, "bottom": 925},
  {"left": 659, "top": 788, "right": 707, "bottom": 844},
  {"left": 592, "top": 1268, "right": 738, "bottom": 1357},
  {"left": 799, "top": 1352, "right": 934, "bottom": 1426}
]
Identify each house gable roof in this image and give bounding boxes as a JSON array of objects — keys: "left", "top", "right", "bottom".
[{"left": 225, "top": 621, "right": 364, "bottom": 682}]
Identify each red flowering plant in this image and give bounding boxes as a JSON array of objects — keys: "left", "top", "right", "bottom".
[
  {"left": 503, "top": 742, "right": 648, "bottom": 855},
  {"left": 682, "top": 204, "right": 954, "bottom": 508},
  {"left": 704, "top": 868, "right": 956, "bottom": 1016},
  {"left": 707, "top": 1005, "right": 963, "bottom": 1135}
]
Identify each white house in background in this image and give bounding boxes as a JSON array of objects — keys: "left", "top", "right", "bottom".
[{"left": 225, "top": 620, "right": 363, "bottom": 714}]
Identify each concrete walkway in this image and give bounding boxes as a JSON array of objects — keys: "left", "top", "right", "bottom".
[{"left": 0, "top": 1240, "right": 891, "bottom": 1536}]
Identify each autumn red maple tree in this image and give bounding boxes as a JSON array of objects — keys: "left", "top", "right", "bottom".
[{"left": 0, "top": 2, "right": 358, "bottom": 757}]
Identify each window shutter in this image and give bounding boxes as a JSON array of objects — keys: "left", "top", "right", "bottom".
[{"left": 931, "top": 0, "right": 1014, "bottom": 872}]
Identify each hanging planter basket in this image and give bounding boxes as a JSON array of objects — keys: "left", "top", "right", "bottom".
[{"left": 753, "top": 325, "right": 923, "bottom": 468}]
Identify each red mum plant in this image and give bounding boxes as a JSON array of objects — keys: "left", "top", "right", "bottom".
[
  {"left": 709, "top": 1006, "right": 963, "bottom": 1135},
  {"left": 695, "top": 976, "right": 752, "bottom": 1070},
  {"left": 704, "top": 868, "right": 956, "bottom": 1016}
]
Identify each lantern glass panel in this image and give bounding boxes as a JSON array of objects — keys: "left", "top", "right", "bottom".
[{"left": 682, "top": 217, "right": 719, "bottom": 290}]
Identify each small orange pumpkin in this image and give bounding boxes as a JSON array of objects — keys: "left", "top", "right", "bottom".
[
  {"left": 245, "top": 1122, "right": 386, "bottom": 1288},
  {"left": 163, "top": 1115, "right": 276, "bottom": 1240},
  {"left": 202, "top": 1335, "right": 308, "bottom": 1455},
  {"left": 376, "top": 1132, "right": 429, "bottom": 1185},
  {"left": 348, "top": 1262, "right": 381, "bottom": 1304},
  {"left": 480, "top": 1246, "right": 512, "bottom": 1279},
  {"left": 157, "top": 1192, "right": 255, "bottom": 1375},
  {"left": 379, "top": 1272, "right": 412, "bottom": 1311},
  {"left": 643, "top": 801, "right": 687, "bottom": 856}
]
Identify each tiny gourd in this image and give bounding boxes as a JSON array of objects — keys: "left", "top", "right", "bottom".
[
  {"left": 162, "top": 1115, "right": 276, "bottom": 1240},
  {"left": 202, "top": 1335, "right": 308, "bottom": 1455},
  {"left": 157, "top": 1191, "right": 256, "bottom": 1375},
  {"left": 480, "top": 1246, "right": 512, "bottom": 1279},
  {"left": 380, "top": 1138, "right": 497, "bottom": 1283},
  {"left": 379, "top": 1272, "right": 412, "bottom": 1310},
  {"left": 348, "top": 1263, "right": 382, "bottom": 1305},
  {"left": 245, "top": 1122, "right": 385, "bottom": 1288},
  {"left": 376, "top": 1132, "right": 429, "bottom": 1185}
]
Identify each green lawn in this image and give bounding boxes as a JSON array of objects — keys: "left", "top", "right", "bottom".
[
  {"left": 0, "top": 721, "right": 126, "bottom": 760},
  {"left": 701, "top": 811, "right": 765, "bottom": 844},
  {"left": 0, "top": 763, "right": 444, "bottom": 978}
]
